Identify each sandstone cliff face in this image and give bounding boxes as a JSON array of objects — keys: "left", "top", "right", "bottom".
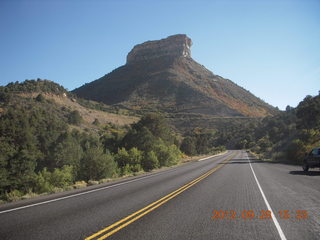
[
  {"left": 126, "top": 34, "right": 192, "bottom": 64},
  {"left": 73, "top": 34, "right": 277, "bottom": 120}
]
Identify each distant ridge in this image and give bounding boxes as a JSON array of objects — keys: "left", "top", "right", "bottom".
[{"left": 73, "top": 34, "right": 277, "bottom": 117}]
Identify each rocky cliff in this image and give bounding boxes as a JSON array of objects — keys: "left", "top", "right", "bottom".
[
  {"left": 127, "top": 34, "right": 192, "bottom": 64},
  {"left": 73, "top": 34, "right": 277, "bottom": 120}
]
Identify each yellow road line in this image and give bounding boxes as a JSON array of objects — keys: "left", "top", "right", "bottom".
[
  {"left": 97, "top": 169, "right": 217, "bottom": 240},
  {"left": 85, "top": 168, "right": 213, "bottom": 240},
  {"left": 85, "top": 153, "right": 235, "bottom": 240}
]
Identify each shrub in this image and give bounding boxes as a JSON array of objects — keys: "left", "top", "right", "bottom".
[
  {"left": 73, "top": 181, "right": 87, "bottom": 189},
  {"left": 68, "top": 110, "right": 82, "bottom": 125},
  {"left": 180, "top": 136, "right": 197, "bottom": 155},
  {"left": 34, "top": 166, "right": 74, "bottom": 193},
  {"left": 114, "top": 148, "right": 130, "bottom": 169},
  {"left": 99, "top": 178, "right": 112, "bottom": 184},
  {"left": 80, "top": 147, "right": 117, "bottom": 181},
  {"left": 121, "top": 164, "right": 132, "bottom": 176},
  {"left": 21, "top": 191, "right": 39, "bottom": 200},
  {"left": 50, "top": 166, "right": 74, "bottom": 188},
  {"left": 34, "top": 168, "right": 54, "bottom": 193},
  {"left": 142, "top": 151, "right": 159, "bottom": 171},
  {"left": 92, "top": 118, "right": 100, "bottom": 126},
  {"left": 286, "top": 139, "right": 308, "bottom": 164},
  {"left": 128, "top": 148, "right": 143, "bottom": 172},
  {"left": 154, "top": 143, "right": 181, "bottom": 167},
  {"left": 5, "top": 189, "right": 23, "bottom": 202},
  {"left": 88, "top": 180, "right": 99, "bottom": 186},
  {"left": 35, "top": 94, "right": 45, "bottom": 102}
]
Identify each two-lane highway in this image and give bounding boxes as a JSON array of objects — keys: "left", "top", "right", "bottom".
[{"left": 0, "top": 150, "right": 319, "bottom": 239}]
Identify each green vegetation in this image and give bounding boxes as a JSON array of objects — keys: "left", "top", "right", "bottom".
[
  {"left": 2, "top": 79, "right": 318, "bottom": 203},
  {"left": 68, "top": 110, "right": 82, "bottom": 125},
  {"left": 212, "top": 94, "right": 320, "bottom": 164},
  {"left": 0, "top": 101, "right": 182, "bottom": 201},
  {"left": 0, "top": 81, "right": 184, "bottom": 202},
  {"left": 254, "top": 94, "right": 320, "bottom": 164},
  {"left": 177, "top": 93, "right": 320, "bottom": 165},
  {"left": 3, "top": 79, "right": 67, "bottom": 95}
]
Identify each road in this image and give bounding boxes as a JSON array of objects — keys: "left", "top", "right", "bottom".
[{"left": 0, "top": 150, "right": 319, "bottom": 240}]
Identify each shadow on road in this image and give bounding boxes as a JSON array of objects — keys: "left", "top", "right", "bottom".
[
  {"left": 289, "top": 170, "right": 320, "bottom": 176},
  {"left": 221, "top": 159, "right": 264, "bottom": 164}
]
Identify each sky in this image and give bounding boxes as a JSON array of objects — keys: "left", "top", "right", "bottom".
[{"left": 0, "top": 0, "right": 319, "bottom": 110}]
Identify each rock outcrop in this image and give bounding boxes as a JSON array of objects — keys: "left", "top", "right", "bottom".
[
  {"left": 73, "top": 34, "right": 277, "bottom": 120},
  {"left": 126, "top": 34, "right": 192, "bottom": 64}
]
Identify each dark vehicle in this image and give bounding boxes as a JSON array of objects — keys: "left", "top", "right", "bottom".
[{"left": 303, "top": 147, "right": 320, "bottom": 172}]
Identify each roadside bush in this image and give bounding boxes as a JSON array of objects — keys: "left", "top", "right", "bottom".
[
  {"left": 121, "top": 164, "right": 132, "bottom": 176},
  {"left": 88, "top": 180, "right": 99, "bottom": 186},
  {"left": 80, "top": 147, "right": 116, "bottom": 181},
  {"left": 50, "top": 166, "right": 74, "bottom": 188},
  {"left": 285, "top": 139, "right": 308, "bottom": 164},
  {"left": 21, "top": 191, "right": 39, "bottom": 200},
  {"left": 34, "top": 168, "right": 54, "bottom": 193},
  {"left": 142, "top": 151, "right": 159, "bottom": 171},
  {"left": 180, "top": 136, "right": 197, "bottom": 155},
  {"left": 5, "top": 189, "right": 23, "bottom": 202},
  {"left": 73, "top": 181, "right": 87, "bottom": 189},
  {"left": 34, "top": 166, "right": 74, "bottom": 193},
  {"left": 128, "top": 148, "right": 143, "bottom": 172},
  {"left": 114, "top": 148, "right": 130, "bottom": 169},
  {"left": 154, "top": 143, "right": 181, "bottom": 167}
]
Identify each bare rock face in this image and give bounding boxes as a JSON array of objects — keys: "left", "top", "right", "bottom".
[
  {"left": 73, "top": 34, "right": 277, "bottom": 120},
  {"left": 126, "top": 34, "right": 192, "bottom": 64}
]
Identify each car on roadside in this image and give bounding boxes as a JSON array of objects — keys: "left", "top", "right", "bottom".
[{"left": 303, "top": 147, "right": 320, "bottom": 172}]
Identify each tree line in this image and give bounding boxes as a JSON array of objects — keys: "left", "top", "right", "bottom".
[
  {"left": 1, "top": 80, "right": 318, "bottom": 202},
  {"left": 0, "top": 85, "right": 185, "bottom": 201},
  {"left": 0, "top": 100, "right": 182, "bottom": 201}
]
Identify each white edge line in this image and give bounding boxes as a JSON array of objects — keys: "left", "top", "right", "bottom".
[
  {"left": 198, "top": 151, "right": 228, "bottom": 162},
  {"left": 247, "top": 153, "right": 287, "bottom": 240},
  {"left": 0, "top": 169, "right": 175, "bottom": 214},
  {"left": 0, "top": 151, "right": 227, "bottom": 214},
  {"left": 1, "top": 151, "right": 229, "bottom": 214}
]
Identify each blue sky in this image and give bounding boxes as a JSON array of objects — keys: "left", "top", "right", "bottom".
[{"left": 0, "top": 0, "right": 319, "bottom": 110}]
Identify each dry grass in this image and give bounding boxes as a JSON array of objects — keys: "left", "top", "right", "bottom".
[
  {"left": 73, "top": 181, "right": 87, "bottom": 189},
  {"left": 18, "top": 93, "right": 139, "bottom": 127}
]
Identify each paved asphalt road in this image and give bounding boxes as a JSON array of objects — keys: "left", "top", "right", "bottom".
[{"left": 0, "top": 150, "right": 319, "bottom": 240}]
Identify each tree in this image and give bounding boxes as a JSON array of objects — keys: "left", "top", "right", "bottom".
[
  {"left": 68, "top": 110, "right": 82, "bottom": 125},
  {"left": 8, "top": 149, "right": 37, "bottom": 193},
  {"left": 142, "top": 151, "right": 159, "bottom": 171},
  {"left": 80, "top": 147, "right": 116, "bottom": 181},
  {"left": 153, "top": 143, "right": 181, "bottom": 167},
  {"left": 131, "top": 113, "right": 175, "bottom": 145},
  {"left": 128, "top": 147, "right": 143, "bottom": 172},
  {"left": 92, "top": 118, "right": 100, "bottom": 126},
  {"left": 34, "top": 166, "right": 74, "bottom": 193},
  {"left": 35, "top": 94, "right": 45, "bottom": 102},
  {"left": 51, "top": 132, "right": 83, "bottom": 178},
  {"left": 180, "top": 136, "right": 196, "bottom": 155},
  {"left": 122, "top": 112, "right": 181, "bottom": 154},
  {"left": 114, "top": 148, "right": 130, "bottom": 169},
  {"left": 122, "top": 127, "right": 156, "bottom": 152},
  {"left": 297, "top": 95, "right": 320, "bottom": 130},
  {"left": 0, "top": 87, "right": 11, "bottom": 104},
  {"left": 286, "top": 139, "right": 308, "bottom": 164}
]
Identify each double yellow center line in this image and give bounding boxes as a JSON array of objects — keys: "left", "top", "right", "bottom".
[{"left": 85, "top": 153, "right": 235, "bottom": 240}]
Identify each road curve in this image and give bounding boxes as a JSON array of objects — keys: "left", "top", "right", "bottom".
[{"left": 0, "top": 150, "right": 319, "bottom": 240}]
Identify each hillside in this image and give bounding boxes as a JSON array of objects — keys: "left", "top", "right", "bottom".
[
  {"left": 73, "top": 34, "right": 277, "bottom": 118},
  {"left": 0, "top": 79, "right": 138, "bottom": 130},
  {"left": 0, "top": 80, "right": 187, "bottom": 202}
]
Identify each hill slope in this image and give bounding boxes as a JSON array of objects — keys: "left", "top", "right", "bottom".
[
  {"left": 0, "top": 79, "right": 138, "bottom": 130},
  {"left": 73, "top": 34, "right": 277, "bottom": 118}
]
